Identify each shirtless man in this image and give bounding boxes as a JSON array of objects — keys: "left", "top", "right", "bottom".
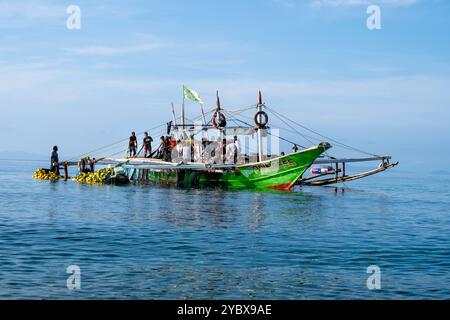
[{"left": 129, "top": 132, "right": 138, "bottom": 157}]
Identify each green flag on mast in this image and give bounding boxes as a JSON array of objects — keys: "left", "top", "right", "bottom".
[{"left": 183, "top": 85, "right": 203, "bottom": 104}]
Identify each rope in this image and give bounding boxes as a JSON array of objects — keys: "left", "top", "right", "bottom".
[
  {"left": 268, "top": 109, "right": 316, "bottom": 146},
  {"left": 265, "top": 106, "right": 379, "bottom": 157},
  {"left": 224, "top": 109, "right": 312, "bottom": 149},
  {"left": 266, "top": 111, "right": 334, "bottom": 158},
  {"left": 222, "top": 110, "right": 305, "bottom": 152},
  {"left": 67, "top": 123, "right": 167, "bottom": 161},
  {"left": 89, "top": 125, "right": 167, "bottom": 160},
  {"left": 222, "top": 104, "right": 258, "bottom": 114}
]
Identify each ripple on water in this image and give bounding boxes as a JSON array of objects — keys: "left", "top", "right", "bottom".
[{"left": 0, "top": 162, "right": 449, "bottom": 299}]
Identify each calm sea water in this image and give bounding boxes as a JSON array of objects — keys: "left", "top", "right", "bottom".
[{"left": 0, "top": 160, "right": 448, "bottom": 299}]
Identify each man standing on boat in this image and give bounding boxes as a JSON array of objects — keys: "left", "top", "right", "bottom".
[
  {"left": 143, "top": 132, "right": 153, "bottom": 158},
  {"left": 233, "top": 136, "right": 240, "bottom": 164},
  {"left": 157, "top": 136, "right": 168, "bottom": 160},
  {"left": 50, "top": 146, "right": 59, "bottom": 173},
  {"left": 163, "top": 136, "right": 173, "bottom": 162},
  {"left": 128, "top": 132, "right": 138, "bottom": 157}
]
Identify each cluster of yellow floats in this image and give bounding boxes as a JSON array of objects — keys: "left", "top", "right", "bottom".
[
  {"left": 32, "top": 168, "right": 61, "bottom": 181},
  {"left": 33, "top": 167, "right": 114, "bottom": 185},
  {"left": 72, "top": 168, "right": 114, "bottom": 184}
]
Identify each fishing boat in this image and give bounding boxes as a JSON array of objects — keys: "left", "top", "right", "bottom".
[{"left": 70, "top": 89, "right": 396, "bottom": 191}]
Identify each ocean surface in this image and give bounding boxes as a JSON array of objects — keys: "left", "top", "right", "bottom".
[{"left": 0, "top": 160, "right": 448, "bottom": 300}]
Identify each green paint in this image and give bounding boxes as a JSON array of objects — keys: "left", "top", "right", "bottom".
[{"left": 146, "top": 144, "right": 329, "bottom": 190}]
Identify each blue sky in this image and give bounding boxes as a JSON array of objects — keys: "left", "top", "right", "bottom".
[{"left": 0, "top": 0, "right": 449, "bottom": 168}]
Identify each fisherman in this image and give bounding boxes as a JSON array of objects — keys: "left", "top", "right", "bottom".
[
  {"left": 182, "top": 136, "right": 193, "bottom": 163},
  {"left": 157, "top": 136, "right": 165, "bottom": 159},
  {"left": 176, "top": 139, "right": 183, "bottom": 158},
  {"left": 143, "top": 132, "right": 153, "bottom": 158},
  {"left": 292, "top": 144, "right": 299, "bottom": 153},
  {"left": 50, "top": 146, "right": 59, "bottom": 173},
  {"left": 163, "top": 136, "right": 172, "bottom": 162},
  {"left": 79, "top": 156, "right": 93, "bottom": 173},
  {"left": 128, "top": 132, "right": 138, "bottom": 157},
  {"left": 233, "top": 136, "right": 240, "bottom": 164}
]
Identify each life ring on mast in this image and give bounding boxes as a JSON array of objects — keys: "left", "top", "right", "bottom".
[
  {"left": 254, "top": 111, "right": 268, "bottom": 128},
  {"left": 212, "top": 111, "right": 227, "bottom": 128}
]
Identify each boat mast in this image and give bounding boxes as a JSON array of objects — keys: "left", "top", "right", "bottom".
[
  {"left": 171, "top": 102, "right": 177, "bottom": 138},
  {"left": 181, "top": 87, "right": 185, "bottom": 127},
  {"left": 216, "top": 91, "right": 223, "bottom": 163},
  {"left": 171, "top": 102, "right": 177, "bottom": 126},
  {"left": 257, "top": 91, "right": 264, "bottom": 162}
]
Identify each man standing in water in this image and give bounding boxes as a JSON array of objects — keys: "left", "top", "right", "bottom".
[
  {"left": 129, "top": 132, "right": 138, "bottom": 157},
  {"left": 50, "top": 146, "right": 59, "bottom": 173},
  {"left": 143, "top": 132, "right": 153, "bottom": 158}
]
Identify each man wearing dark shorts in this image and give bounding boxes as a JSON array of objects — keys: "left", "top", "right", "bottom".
[
  {"left": 129, "top": 132, "right": 137, "bottom": 157},
  {"left": 143, "top": 132, "right": 153, "bottom": 158},
  {"left": 50, "top": 146, "right": 59, "bottom": 173}
]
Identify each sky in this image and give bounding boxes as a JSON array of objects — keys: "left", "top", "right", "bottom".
[{"left": 0, "top": 0, "right": 449, "bottom": 169}]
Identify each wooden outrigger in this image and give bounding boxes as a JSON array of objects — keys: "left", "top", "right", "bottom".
[{"left": 297, "top": 156, "right": 398, "bottom": 186}]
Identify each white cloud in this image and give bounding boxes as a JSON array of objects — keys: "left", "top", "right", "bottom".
[
  {"left": 64, "top": 44, "right": 163, "bottom": 56},
  {"left": 64, "top": 34, "right": 168, "bottom": 56},
  {"left": 311, "top": 0, "right": 419, "bottom": 7},
  {"left": 0, "top": 1, "right": 64, "bottom": 19}
]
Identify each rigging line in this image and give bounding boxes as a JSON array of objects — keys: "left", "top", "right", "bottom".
[
  {"left": 223, "top": 111, "right": 266, "bottom": 153},
  {"left": 219, "top": 111, "right": 260, "bottom": 154},
  {"left": 222, "top": 110, "right": 307, "bottom": 150},
  {"left": 265, "top": 106, "right": 379, "bottom": 157},
  {"left": 223, "top": 110, "right": 317, "bottom": 149},
  {"left": 265, "top": 131, "right": 307, "bottom": 150},
  {"left": 71, "top": 107, "right": 217, "bottom": 161},
  {"left": 227, "top": 107, "right": 337, "bottom": 158},
  {"left": 268, "top": 110, "right": 334, "bottom": 158},
  {"left": 90, "top": 127, "right": 168, "bottom": 159},
  {"left": 266, "top": 108, "right": 316, "bottom": 146},
  {"left": 104, "top": 149, "right": 129, "bottom": 158},
  {"left": 224, "top": 114, "right": 241, "bottom": 128},
  {"left": 73, "top": 110, "right": 206, "bottom": 160},
  {"left": 181, "top": 109, "right": 215, "bottom": 126},
  {"left": 71, "top": 108, "right": 216, "bottom": 162},
  {"left": 221, "top": 111, "right": 253, "bottom": 128},
  {"left": 223, "top": 104, "right": 258, "bottom": 114},
  {"left": 227, "top": 110, "right": 302, "bottom": 136},
  {"left": 266, "top": 107, "right": 344, "bottom": 159},
  {"left": 67, "top": 123, "right": 167, "bottom": 162},
  {"left": 81, "top": 126, "right": 168, "bottom": 160}
]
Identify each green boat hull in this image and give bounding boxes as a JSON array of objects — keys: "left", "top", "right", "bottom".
[{"left": 145, "top": 143, "right": 330, "bottom": 190}]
